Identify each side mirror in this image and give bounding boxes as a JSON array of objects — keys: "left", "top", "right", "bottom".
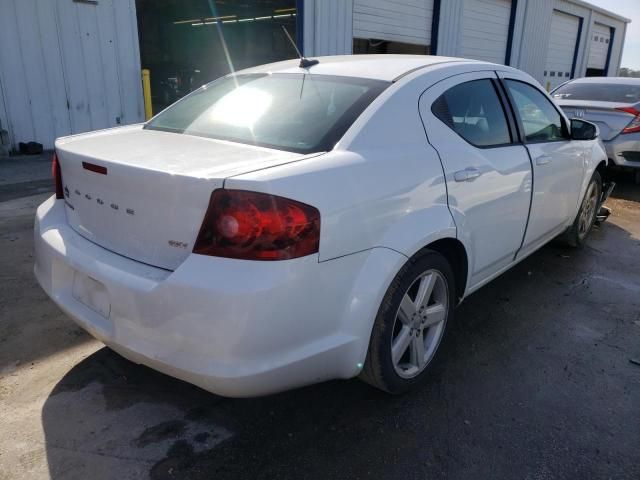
[{"left": 571, "top": 118, "right": 599, "bottom": 141}]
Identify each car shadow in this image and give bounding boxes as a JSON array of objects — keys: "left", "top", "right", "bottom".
[
  {"left": 41, "top": 206, "right": 640, "bottom": 480},
  {"left": 608, "top": 169, "right": 640, "bottom": 203}
]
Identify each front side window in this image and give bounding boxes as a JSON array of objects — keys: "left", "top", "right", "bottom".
[
  {"left": 506, "top": 80, "right": 565, "bottom": 142},
  {"left": 431, "top": 79, "right": 512, "bottom": 147},
  {"left": 146, "top": 74, "right": 389, "bottom": 154}
]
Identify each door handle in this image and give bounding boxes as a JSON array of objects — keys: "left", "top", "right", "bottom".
[
  {"left": 536, "top": 155, "right": 552, "bottom": 166},
  {"left": 454, "top": 167, "right": 482, "bottom": 182}
]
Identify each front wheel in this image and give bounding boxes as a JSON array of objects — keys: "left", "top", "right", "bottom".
[
  {"left": 359, "top": 250, "right": 455, "bottom": 394},
  {"left": 565, "top": 171, "right": 602, "bottom": 247}
]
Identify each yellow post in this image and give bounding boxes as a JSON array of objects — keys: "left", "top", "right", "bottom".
[
  {"left": 546, "top": 81, "right": 551, "bottom": 92},
  {"left": 142, "top": 69, "right": 153, "bottom": 120}
]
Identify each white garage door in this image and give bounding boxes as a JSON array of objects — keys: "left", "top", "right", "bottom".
[
  {"left": 588, "top": 23, "right": 611, "bottom": 71},
  {"left": 0, "top": 0, "right": 143, "bottom": 150},
  {"left": 544, "top": 11, "right": 581, "bottom": 91},
  {"left": 353, "top": 0, "right": 434, "bottom": 46},
  {"left": 458, "top": 0, "right": 512, "bottom": 64}
]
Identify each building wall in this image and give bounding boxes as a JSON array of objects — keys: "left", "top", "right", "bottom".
[
  {"left": 0, "top": 0, "right": 629, "bottom": 152},
  {"left": 302, "top": 0, "right": 353, "bottom": 57},
  {"left": 0, "top": 0, "right": 144, "bottom": 151},
  {"left": 551, "top": 0, "right": 627, "bottom": 76},
  {"left": 353, "top": 0, "right": 435, "bottom": 47},
  {"left": 591, "top": 11, "right": 627, "bottom": 75},
  {"left": 435, "top": 0, "right": 465, "bottom": 57},
  {"left": 304, "top": 0, "right": 628, "bottom": 86},
  {"left": 512, "top": 0, "right": 555, "bottom": 80},
  {"left": 554, "top": 0, "right": 592, "bottom": 77},
  {"left": 0, "top": 71, "right": 9, "bottom": 154}
]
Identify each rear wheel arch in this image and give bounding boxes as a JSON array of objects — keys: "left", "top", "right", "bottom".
[
  {"left": 596, "top": 160, "right": 607, "bottom": 171},
  {"left": 417, "top": 238, "right": 468, "bottom": 303},
  {"left": 596, "top": 159, "right": 608, "bottom": 179},
  {"left": 360, "top": 248, "right": 456, "bottom": 393},
  {"left": 356, "top": 238, "right": 468, "bottom": 391}
]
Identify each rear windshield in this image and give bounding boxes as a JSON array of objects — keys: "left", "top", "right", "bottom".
[
  {"left": 145, "top": 73, "right": 389, "bottom": 154},
  {"left": 552, "top": 82, "right": 640, "bottom": 103}
]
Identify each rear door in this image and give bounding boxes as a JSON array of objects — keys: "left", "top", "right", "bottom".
[
  {"left": 498, "top": 73, "right": 585, "bottom": 254},
  {"left": 419, "top": 71, "right": 532, "bottom": 287}
]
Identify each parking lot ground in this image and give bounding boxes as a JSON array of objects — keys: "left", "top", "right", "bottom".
[
  {"left": 1, "top": 171, "right": 639, "bottom": 480},
  {"left": 0, "top": 153, "right": 53, "bottom": 203}
]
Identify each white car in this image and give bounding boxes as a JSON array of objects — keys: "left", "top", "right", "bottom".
[{"left": 35, "top": 55, "right": 609, "bottom": 397}]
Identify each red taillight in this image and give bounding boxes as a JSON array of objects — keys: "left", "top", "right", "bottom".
[
  {"left": 193, "top": 189, "right": 321, "bottom": 261},
  {"left": 52, "top": 152, "right": 64, "bottom": 199},
  {"left": 616, "top": 106, "right": 640, "bottom": 134}
]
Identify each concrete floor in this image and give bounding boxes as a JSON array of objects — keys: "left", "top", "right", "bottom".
[
  {"left": 0, "top": 159, "right": 639, "bottom": 480},
  {"left": 0, "top": 153, "right": 54, "bottom": 202}
]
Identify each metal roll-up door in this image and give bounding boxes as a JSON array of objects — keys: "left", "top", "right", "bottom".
[
  {"left": 0, "top": 0, "right": 143, "bottom": 150},
  {"left": 544, "top": 11, "right": 581, "bottom": 91},
  {"left": 588, "top": 23, "right": 611, "bottom": 72},
  {"left": 458, "top": 0, "right": 511, "bottom": 64},
  {"left": 353, "top": 0, "right": 434, "bottom": 48}
]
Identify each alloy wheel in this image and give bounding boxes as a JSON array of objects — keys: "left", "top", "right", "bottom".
[
  {"left": 390, "top": 269, "right": 449, "bottom": 379},
  {"left": 578, "top": 181, "right": 599, "bottom": 238}
]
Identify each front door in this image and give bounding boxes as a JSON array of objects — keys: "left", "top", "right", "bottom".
[{"left": 498, "top": 74, "right": 585, "bottom": 254}]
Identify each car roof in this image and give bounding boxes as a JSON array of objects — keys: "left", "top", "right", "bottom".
[
  {"left": 565, "top": 77, "right": 640, "bottom": 85},
  {"left": 234, "top": 54, "right": 486, "bottom": 82}
]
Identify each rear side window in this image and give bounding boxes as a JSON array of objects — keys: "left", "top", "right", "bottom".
[
  {"left": 432, "top": 79, "right": 512, "bottom": 147},
  {"left": 552, "top": 82, "right": 640, "bottom": 103},
  {"left": 506, "top": 80, "right": 565, "bottom": 143}
]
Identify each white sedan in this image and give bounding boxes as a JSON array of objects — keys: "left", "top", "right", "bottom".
[{"left": 35, "top": 55, "right": 609, "bottom": 397}]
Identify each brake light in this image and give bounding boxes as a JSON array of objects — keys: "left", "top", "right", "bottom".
[
  {"left": 52, "top": 152, "right": 64, "bottom": 199},
  {"left": 616, "top": 106, "right": 640, "bottom": 134},
  {"left": 193, "top": 189, "right": 320, "bottom": 260}
]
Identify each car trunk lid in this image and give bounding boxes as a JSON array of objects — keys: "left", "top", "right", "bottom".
[
  {"left": 56, "top": 125, "right": 318, "bottom": 270},
  {"left": 556, "top": 100, "right": 639, "bottom": 141}
]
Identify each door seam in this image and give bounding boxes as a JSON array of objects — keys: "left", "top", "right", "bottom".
[
  {"left": 416, "top": 91, "right": 457, "bottom": 240},
  {"left": 494, "top": 74, "right": 535, "bottom": 261},
  {"left": 514, "top": 145, "right": 536, "bottom": 261}
]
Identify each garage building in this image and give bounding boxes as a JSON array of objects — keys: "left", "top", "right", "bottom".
[{"left": 0, "top": 0, "right": 630, "bottom": 152}]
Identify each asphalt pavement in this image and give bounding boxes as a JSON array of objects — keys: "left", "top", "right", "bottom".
[{"left": 0, "top": 157, "right": 638, "bottom": 480}]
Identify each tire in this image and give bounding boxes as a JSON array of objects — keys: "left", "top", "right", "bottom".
[
  {"left": 564, "top": 171, "right": 602, "bottom": 248},
  {"left": 359, "top": 250, "right": 455, "bottom": 394}
]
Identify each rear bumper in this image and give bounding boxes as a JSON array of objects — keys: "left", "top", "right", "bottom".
[
  {"left": 34, "top": 196, "right": 405, "bottom": 397},
  {"left": 605, "top": 133, "right": 640, "bottom": 169}
]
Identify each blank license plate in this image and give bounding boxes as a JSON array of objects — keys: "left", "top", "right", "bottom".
[{"left": 72, "top": 271, "right": 111, "bottom": 318}]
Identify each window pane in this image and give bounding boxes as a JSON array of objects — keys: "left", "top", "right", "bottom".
[
  {"left": 431, "top": 79, "right": 511, "bottom": 147},
  {"left": 552, "top": 82, "right": 640, "bottom": 103},
  {"left": 506, "top": 80, "right": 565, "bottom": 142},
  {"left": 146, "top": 74, "right": 389, "bottom": 153}
]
